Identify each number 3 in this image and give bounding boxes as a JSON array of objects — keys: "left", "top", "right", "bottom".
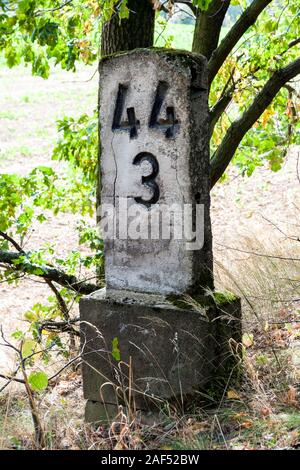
[{"left": 133, "top": 152, "right": 160, "bottom": 208}]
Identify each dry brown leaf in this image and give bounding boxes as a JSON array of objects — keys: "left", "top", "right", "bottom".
[
  {"left": 227, "top": 390, "right": 240, "bottom": 400},
  {"left": 260, "top": 407, "right": 271, "bottom": 418},
  {"left": 282, "top": 386, "right": 298, "bottom": 406},
  {"left": 233, "top": 412, "right": 248, "bottom": 420},
  {"left": 114, "top": 441, "right": 127, "bottom": 450},
  {"left": 241, "top": 420, "right": 253, "bottom": 429},
  {"left": 242, "top": 333, "right": 254, "bottom": 348},
  {"left": 188, "top": 421, "right": 210, "bottom": 433}
]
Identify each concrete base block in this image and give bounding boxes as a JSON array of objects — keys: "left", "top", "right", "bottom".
[
  {"left": 80, "top": 288, "right": 241, "bottom": 422},
  {"left": 85, "top": 400, "right": 168, "bottom": 427},
  {"left": 85, "top": 400, "right": 119, "bottom": 425}
]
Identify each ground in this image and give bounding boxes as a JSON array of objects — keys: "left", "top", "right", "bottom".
[{"left": 1, "top": 55, "right": 300, "bottom": 449}]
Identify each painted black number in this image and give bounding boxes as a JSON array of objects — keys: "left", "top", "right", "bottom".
[
  {"left": 112, "top": 82, "right": 179, "bottom": 139},
  {"left": 149, "top": 81, "right": 179, "bottom": 138},
  {"left": 112, "top": 84, "right": 140, "bottom": 138},
  {"left": 133, "top": 152, "right": 159, "bottom": 208}
]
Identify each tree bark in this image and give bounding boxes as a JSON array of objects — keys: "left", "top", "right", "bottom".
[
  {"left": 101, "top": 0, "right": 155, "bottom": 55},
  {"left": 192, "top": 0, "right": 230, "bottom": 59}
]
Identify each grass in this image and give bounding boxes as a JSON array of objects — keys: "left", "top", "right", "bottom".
[
  {"left": 1, "top": 232, "right": 300, "bottom": 450},
  {"left": 0, "top": 145, "right": 32, "bottom": 159},
  {"left": 0, "top": 111, "right": 20, "bottom": 120}
]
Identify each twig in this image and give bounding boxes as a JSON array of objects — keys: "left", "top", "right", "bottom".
[
  {"left": 260, "top": 214, "right": 300, "bottom": 242},
  {"left": 216, "top": 242, "right": 300, "bottom": 261},
  {"left": 0, "top": 231, "right": 24, "bottom": 253},
  {"left": 0, "top": 232, "right": 75, "bottom": 335},
  {"left": 35, "top": 0, "right": 73, "bottom": 16},
  {"left": 0, "top": 327, "right": 46, "bottom": 448}
]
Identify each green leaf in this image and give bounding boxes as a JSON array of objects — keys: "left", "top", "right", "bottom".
[
  {"left": 22, "top": 339, "right": 36, "bottom": 359},
  {"left": 193, "top": 0, "right": 213, "bottom": 11},
  {"left": 37, "top": 214, "right": 47, "bottom": 223},
  {"left": 32, "top": 20, "right": 59, "bottom": 47},
  {"left": 11, "top": 330, "right": 25, "bottom": 341},
  {"left": 112, "top": 337, "right": 121, "bottom": 361},
  {"left": 118, "top": 1, "right": 129, "bottom": 20},
  {"left": 31, "top": 267, "right": 44, "bottom": 275},
  {"left": 28, "top": 371, "right": 48, "bottom": 391}
]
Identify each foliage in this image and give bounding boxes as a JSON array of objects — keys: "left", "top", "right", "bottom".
[
  {"left": 53, "top": 111, "right": 98, "bottom": 184},
  {"left": 0, "top": 163, "right": 102, "bottom": 360},
  {"left": 0, "top": 167, "right": 90, "bottom": 234},
  {"left": 155, "top": 19, "right": 194, "bottom": 49},
  {"left": 0, "top": 0, "right": 128, "bottom": 77},
  {"left": 192, "top": 0, "right": 214, "bottom": 11},
  {"left": 209, "top": 0, "right": 299, "bottom": 176},
  {"left": 1, "top": 1, "right": 298, "bottom": 177},
  {"left": 112, "top": 336, "right": 121, "bottom": 361}
]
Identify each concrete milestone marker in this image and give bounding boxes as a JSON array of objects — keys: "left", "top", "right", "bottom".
[
  {"left": 80, "top": 49, "right": 241, "bottom": 423},
  {"left": 100, "top": 48, "right": 213, "bottom": 295}
]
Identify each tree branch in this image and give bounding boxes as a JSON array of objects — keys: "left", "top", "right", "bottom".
[
  {"left": 287, "top": 37, "right": 300, "bottom": 49},
  {"left": 209, "top": 57, "right": 247, "bottom": 137},
  {"left": 0, "top": 373, "right": 25, "bottom": 394},
  {"left": 37, "top": 319, "right": 80, "bottom": 337},
  {"left": 208, "top": 0, "right": 273, "bottom": 83},
  {"left": 278, "top": 37, "right": 300, "bottom": 58},
  {"left": 209, "top": 91, "right": 233, "bottom": 137},
  {"left": 0, "top": 231, "right": 71, "bottom": 320},
  {"left": 0, "top": 230, "right": 24, "bottom": 252},
  {"left": 0, "top": 250, "right": 98, "bottom": 295},
  {"left": 192, "top": 0, "right": 231, "bottom": 59},
  {"left": 45, "top": 279, "right": 70, "bottom": 320},
  {"left": 216, "top": 242, "right": 300, "bottom": 262},
  {"left": 34, "top": 0, "right": 73, "bottom": 16},
  {"left": 209, "top": 65, "right": 239, "bottom": 136},
  {"left": 210, "top": 57, "right": 300, "bottom": 187}
]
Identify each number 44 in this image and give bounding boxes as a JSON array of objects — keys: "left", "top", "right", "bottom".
[{"left": 112, "top": 81, "right": 179, "bottom": 139}]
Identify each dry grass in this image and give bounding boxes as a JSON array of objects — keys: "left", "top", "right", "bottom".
[{"left": 1, "top": 234, "right": 300, "bottom": 450}]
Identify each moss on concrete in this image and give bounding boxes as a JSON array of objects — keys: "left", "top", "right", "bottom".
[
  {"left": 167, "top": 290, "right": 238, "bottom": 311},
  {"left": 100, "top": 47, "right": 206, "bottom": 64}
]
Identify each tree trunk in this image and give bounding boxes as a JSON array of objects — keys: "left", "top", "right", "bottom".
[
  {"left": 192, "top": 0, "right": 230, "bottom": 59},
  {"left": 101, "top": 0, "right": 155, "bottom": 55}
]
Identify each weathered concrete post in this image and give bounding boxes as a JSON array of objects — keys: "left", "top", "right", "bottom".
[{"left": 80, "top": 49, "right": 241, "bottom": 423}]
